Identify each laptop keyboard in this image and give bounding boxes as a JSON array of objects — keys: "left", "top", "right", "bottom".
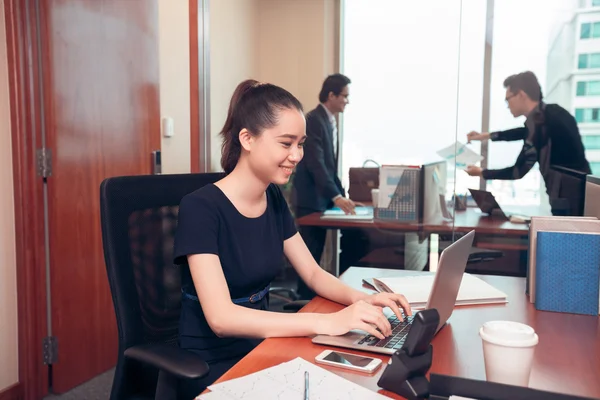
[{"left": 357, "top": 314, "right": 414, "bottom": 350}]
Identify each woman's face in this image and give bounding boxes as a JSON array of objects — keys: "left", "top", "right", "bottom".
[{"left": 244, "top": 108, "right": 306, "bottom": 185}]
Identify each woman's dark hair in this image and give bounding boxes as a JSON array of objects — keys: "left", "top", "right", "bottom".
[
  {"left": 220, "top": 79, "right": 304, "bottom": 174},
  {"left": 503, "top": 71, "right": 543, "bottom": 102},
  {"left": 318, "top": 73, "right": 351, "bottom": 103}
]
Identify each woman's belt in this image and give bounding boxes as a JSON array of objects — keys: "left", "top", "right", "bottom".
[{"left": 181, "top": 285, "right": 270, "bottom": 305}]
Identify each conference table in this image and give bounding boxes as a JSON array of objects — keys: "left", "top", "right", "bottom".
[{"left": 209, "top": 267, "right": 600, "bottom": 399}]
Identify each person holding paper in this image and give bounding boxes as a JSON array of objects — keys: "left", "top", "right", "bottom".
[
  {"left": 292, "top": 73, "right": 356, "bottom": 299},
  {"left": 465, "top": 71, "right": 590, "bottom": 213},
  {"left": 174, "top": 79, "right": 411, "bottom": 395}
]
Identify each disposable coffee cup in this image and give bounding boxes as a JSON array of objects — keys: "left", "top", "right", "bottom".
[
  {"left": 479, "top": 321, "right": 538, "bottom": 386},
  {"left": 371, "top": 188, "right": 379, "bottom": 207}
]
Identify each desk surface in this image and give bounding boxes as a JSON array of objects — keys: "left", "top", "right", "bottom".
[
  {"left": 212, "top": 267, "right": 600, "bottom": 399},
  {"left": 297, "top": 208, "right": 531, "bottom": 236}
]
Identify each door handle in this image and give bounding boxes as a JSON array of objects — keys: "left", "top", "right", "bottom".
[{"left": 151, "top": 150, "right": 162, "bottom": 175}]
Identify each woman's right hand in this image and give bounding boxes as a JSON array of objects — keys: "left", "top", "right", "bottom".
[{"left": 318, "top": 300, "right": 392, "bottom": 340}]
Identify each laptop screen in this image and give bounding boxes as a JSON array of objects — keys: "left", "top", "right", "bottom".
[{"left": 468, "top": 189, "right": 502, "bottom": 215}]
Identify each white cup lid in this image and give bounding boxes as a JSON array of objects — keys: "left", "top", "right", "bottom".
[{"left": 479, "top": 320, "right": 539, "bottom": 347}]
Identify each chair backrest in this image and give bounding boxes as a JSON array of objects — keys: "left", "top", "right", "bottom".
[{"left": 99, "top": 173, "right": 223, "bottom": 396}]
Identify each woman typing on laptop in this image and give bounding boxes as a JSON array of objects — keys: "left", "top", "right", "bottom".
[{"left": 173, "top": 80, "right": 412, "bottom": 393}]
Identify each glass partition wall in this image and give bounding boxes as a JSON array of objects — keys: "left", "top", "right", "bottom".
[{"left": 341, "top": 0, "right": 595, "bottom": 276}]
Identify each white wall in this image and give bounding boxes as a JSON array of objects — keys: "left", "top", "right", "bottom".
[
  {"left": 208, "top": 0, "right": 338, "bottom": 172},
  {"left": 256, "top": 0, "right": 338, "bottom": 111},
  {"left": 158, "top": 0, "right": 191, "bottom": 174},
  {"left": 209, "top": 0, "right": 260, "bottom": 171},
  {"left": 0, "top": 0, "right": 19, "bottom": 391}
]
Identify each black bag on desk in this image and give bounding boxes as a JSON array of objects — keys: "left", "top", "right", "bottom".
[{"left": 348, "top": 160, "right": 380, "bottom": 202}]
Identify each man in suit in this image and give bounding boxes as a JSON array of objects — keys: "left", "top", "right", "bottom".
[
  {"left": 292, "top": 73, "right": 357, "bottom": 299},
  {"left": 465, "top": 71, "right": 591, "bottom": 215}
]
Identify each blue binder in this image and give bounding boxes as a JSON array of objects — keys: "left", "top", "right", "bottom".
[{"left": 535, "top": 231, "right": 600, "bottom": 316}]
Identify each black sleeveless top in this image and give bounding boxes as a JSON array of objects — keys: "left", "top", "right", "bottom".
[{"left": 173, "top": 183, "right": 297, "bottom": 363}]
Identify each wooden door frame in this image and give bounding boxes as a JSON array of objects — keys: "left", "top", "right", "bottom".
[
  {"left": 5, "top": 0, "right": 50, "bottom": 399},
  {"left": 190, "top": 0, "right": 210, "bottom": 173}
]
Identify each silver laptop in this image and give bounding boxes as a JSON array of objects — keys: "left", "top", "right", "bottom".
[{"left": 312, "top": 230, "right": 475, "bottom": 355}]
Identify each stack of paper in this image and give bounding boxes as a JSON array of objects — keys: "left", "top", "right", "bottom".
[
  {"left": 365, "top": 273, "right": 507, "bottom": 308},
  {"left": 197, "top": 357, "right": 388, "bottom": 400}
]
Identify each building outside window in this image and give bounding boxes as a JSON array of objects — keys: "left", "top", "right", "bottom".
[
  {"left": 580, "top": 21, "right": 600, "bottom": 38},
  {"left": 548, "top": 2, "right": 600, "bottom": 179},
  {"left": 578, "top": 53, "right": 600, "bottom": 68},
  {"left": 576, "top": 80, "right": 600, "bottom": 95},
  {"left": 583, "top": 134, "right": 600, "bottom": 148}
]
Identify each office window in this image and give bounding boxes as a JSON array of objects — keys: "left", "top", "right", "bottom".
[
  {"left": 343, "top": 0, "right": 579, "bottom": 209},
  {"left": 579, "top": 54, "right": 589, "bottom": 68},
  {"left": 576, "top": 80, "right": 600, "bottom": 95},
  {"left": 582, "top": 135, "right": 600, "bottom": 149},
  {"left": 342, "top": 1, "right": 483, "bottom": 200},
  {"left": 580, "top": 22, "right": 600, "bottom": 39},
  {"left": 582, "top": 23, "right": 591, "bottom": 38},
  {"left": 575, "top": 108, "right": 600, "bottom": 122},
  {"left": 580, "top": 53, "right": 600, "bottom": 68},
  {"left": 591, "top": 162, "right": 600, "bottom": 175}
]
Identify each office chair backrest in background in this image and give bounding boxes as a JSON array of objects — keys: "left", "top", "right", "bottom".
[
  {"left": 100, "top": 172, "right": 223, "bottom": 399},
  {"left": 550, "top": 165, "right": 587, "bottom": 216},
  {"left": 584, "top": 175, "right": 600, "bottom": 218}
]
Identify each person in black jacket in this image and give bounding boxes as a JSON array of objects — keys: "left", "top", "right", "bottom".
[
  {"left": 292, "top": 73, "right": 356, "bottom": 299},
  {"left": 465, "top": 71, "right": 591, "bottom": 214}
]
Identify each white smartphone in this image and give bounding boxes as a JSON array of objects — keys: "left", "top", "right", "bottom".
[{"left": 314, "top": 349, "right": 382, "bottom": 373}]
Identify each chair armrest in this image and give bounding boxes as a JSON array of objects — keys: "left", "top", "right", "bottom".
[{"left": 124, "top": 344, "right": 209, "bottom": 380}]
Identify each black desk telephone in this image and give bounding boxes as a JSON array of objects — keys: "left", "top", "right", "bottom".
[{"left": 377, "top": 308, "right": 440, "bottom": 400}]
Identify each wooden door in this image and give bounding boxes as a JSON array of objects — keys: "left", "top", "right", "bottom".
[{"left": 40, "top": 0, "right": 161, "bottom": 392}]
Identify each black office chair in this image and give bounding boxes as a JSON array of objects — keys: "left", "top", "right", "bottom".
[{"left": 100, "top": 172, "right": 223, "bottom": 400}]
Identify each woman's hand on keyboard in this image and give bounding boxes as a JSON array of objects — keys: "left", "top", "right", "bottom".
[
  {"left": 362, "top": 293, "right": 412, "bottom": 321},
  {"left": 318, "top": 300, "right": 392, "bottom": 339}
]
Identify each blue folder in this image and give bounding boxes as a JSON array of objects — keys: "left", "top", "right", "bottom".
[{"left": 535, "top": 231, "right": 600, "bottom": 316}]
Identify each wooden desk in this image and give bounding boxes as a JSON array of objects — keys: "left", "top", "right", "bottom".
[
  {"left": 297, "top": 209, "right": 531, "bottom": 275},
  {"left": 212, "top": 267, "right": 600, "bottom": 399},
  {"left": 297, "top": 208, "right": 530, "bottom": 237}
]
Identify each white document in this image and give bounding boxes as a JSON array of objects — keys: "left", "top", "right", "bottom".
[
  {"left": 369, "top": 273, "right": 507, "bottom": 308},
  {"left": 196, "top": 392, "right": 229, "bottom": 399},
  {"left": 201, "top": 357, "right": 388, "bottom": 400},
  {"left": 437, "top": 142, "right": 483, "bottom": 168}
]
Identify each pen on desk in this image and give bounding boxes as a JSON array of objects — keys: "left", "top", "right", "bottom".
[{"left": 304, "top": 370, "right": 309, "bottom": 400}]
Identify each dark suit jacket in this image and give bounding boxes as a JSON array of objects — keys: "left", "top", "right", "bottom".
[
  {"left": 483, "top": 103, "right": 591, "bottom": 182},
  {"left": 293, "top": 105, "right": 344, "bottom": 212}
]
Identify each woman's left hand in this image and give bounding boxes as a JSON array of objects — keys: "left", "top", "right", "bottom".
[{"left": 362, "top": 293, "right": 412, "bottom": 320}]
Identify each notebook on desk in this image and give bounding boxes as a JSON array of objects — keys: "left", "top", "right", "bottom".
[
  {"left": 312, "top": 230, "right": 503, "bottom": 355},
  {"left": 320, "top": 206, "right": 374, "bottom": 220},
  {"left": 364, "top": 272, "right": 507, "bottom": 309}
]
